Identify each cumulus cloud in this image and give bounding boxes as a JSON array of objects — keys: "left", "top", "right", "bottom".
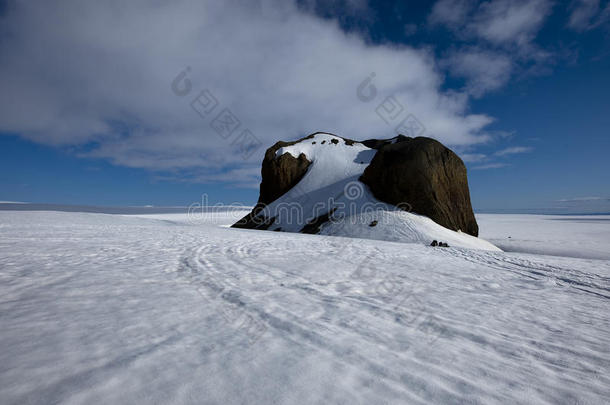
[{"left": 0, "top": 0, "right": 497, "bottom": 187}]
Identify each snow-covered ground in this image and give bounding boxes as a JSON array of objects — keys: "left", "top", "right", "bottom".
[
  {"left": 1, "top": 210, "right": 609, "bottom": 404},
  {"left": 478, "top": 214, "right": 610, "bottom": 260}
]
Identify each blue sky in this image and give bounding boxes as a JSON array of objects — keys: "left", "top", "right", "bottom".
[{"left": 0, "top": 0, "right": 609, "bottom": 212}]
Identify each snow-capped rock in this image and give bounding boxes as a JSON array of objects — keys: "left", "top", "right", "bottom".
[{"left": 233, "top": 132, "right": 498, "bottom": 251}]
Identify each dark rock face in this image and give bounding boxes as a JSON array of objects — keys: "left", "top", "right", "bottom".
[
  {"left": 360, "top": 136, "right": 479, "bottom": 236},
  {"left": 362, "top": 135, "right": 409, "bottom": 150},
  {"left": 233, "top": 135, "right": 313, "bottom": 229},
  {"left": 300, "top": 208, "right": 337, "bottom": 234},
  {"left": 258, "top": 135, "right": 313, "bottom": 206}
]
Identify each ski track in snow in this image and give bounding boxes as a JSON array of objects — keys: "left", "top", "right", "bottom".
[{"left": 1, "top": 211, "right": 609, "bottom": 404}]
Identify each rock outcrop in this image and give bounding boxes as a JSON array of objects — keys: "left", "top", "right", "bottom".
[
  {"left": 259, "top": 139, "right": 312, "bottom": 206},
  {"left": 360, "top": 136, "right": 478, "bottom": 236},
  {"left": 233, "top": 132, "right": 479, "bottom": 238},
  {"left": 232, "top": 135, "right": 313, "bottom": 229}
]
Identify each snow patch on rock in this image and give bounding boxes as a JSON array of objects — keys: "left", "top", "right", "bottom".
[{"left": 264, "top": 133, "right": 499, "bottom": 251}]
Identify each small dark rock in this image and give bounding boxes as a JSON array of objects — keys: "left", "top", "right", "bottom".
[
  {"left": 331, "top": 138, "right": 339, "bottom": 144},
  {"left": 321, "top": 140, "right": 326, "bottom": 144},
  {"left": 369, "top": 220, "right": 378, "bottom": 227},
  {"left": 312, "top": 141, "right": 316, "bottom": 144},
  {"left": 300, "top": 208, "right": 337, "bottom": 234},
  {"left": 431, "top": 240, "right": 438, "bottom": 247}
]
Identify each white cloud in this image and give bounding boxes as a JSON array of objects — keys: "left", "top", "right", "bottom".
[
  {"left": 0, "top": 0, "right": 496, "bottom": 187},
  {"left": 300, "top": 0, "right": 371, "bottom": 15},
  {"left": 429, "top": 0, "right": 553, "bottom": 49},
  {"left": 429, "top": 0, "right": 554, "bottom": 98},
  {"left": 494, "top": 146, "right": 533, "bottom": 156},
  {"left": 557, "top": 196, "right": 610, "bottom": 202},
  {"left": 568, "top": 0, "right": 610, "bottom": 31},
  {"left": 153, "top": 166, "right": 263, "bottom": 190},
  {"left": 465, "top": 145, "right": 532, "bottom": 171},
  {"left": 568, "top": 0, "right": 600, "bottom": 29},
  {"left": 471, "top": 162, "right": 509, "bottom": 170},
  {"left": 429, "top": 0, "right": 475, "bottom": 28},
  {"left": 469, "top": 0, "right": 553, "bottom": 48},
  {"left": 460, "top": 153, "right": 487, "bottom": 163},
  {"left": 443, "top": 47, "right": 513, "bottom": 97}
]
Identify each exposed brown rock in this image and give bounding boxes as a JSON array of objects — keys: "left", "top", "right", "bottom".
[
  {"left": 240, "top": 132, "right": 353, "bottom": 211},
  {"left": 233, "top": 133, "right": 479, "bottom": 237},
  {"left": 258, "top": 135, "right": 314, "bottom": 206},
  {"left": 232, "top": 135, "right": 313, "bottom": 229},
  {"left": 232, "top": 211, "right": 276, "bottom": 230},
  {"left": 360, "top": 136, "right": 479, "bottom": 236},
  {"left": 361, "top": 135, "right": 409, "bottom": 150}
]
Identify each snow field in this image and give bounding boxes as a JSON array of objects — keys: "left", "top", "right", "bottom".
[{"left": 1, "top": 210, "right": 609, "bottom": 404}]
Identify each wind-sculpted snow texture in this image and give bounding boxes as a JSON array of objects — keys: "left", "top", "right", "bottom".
[{"left": 1, "top": 210, "right": 609, "bottom": 404}]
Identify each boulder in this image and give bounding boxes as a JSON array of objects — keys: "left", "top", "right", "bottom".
[
  {"left": 232, "top": 135, "right": 313, "bottom": 229},
  {"left": 233, "top": 133, "right": 479, "bottom": 238},
  {"left": 360, "top": 136, "right": 479, "bottom": 236},
  {"left": 258, "top": 135, "right": 313, "bottom": 206}
]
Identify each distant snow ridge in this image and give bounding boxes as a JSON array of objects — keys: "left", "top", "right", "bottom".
[{"left": 234, "top": 133, "right": 499, "bottom": 251}]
